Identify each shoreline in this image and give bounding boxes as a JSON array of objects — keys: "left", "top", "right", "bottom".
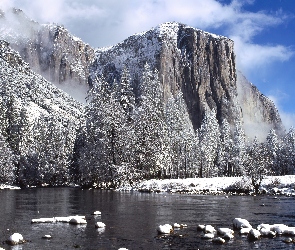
[{"left": 1, "top": 175, "right": 295, "bottom": 196}]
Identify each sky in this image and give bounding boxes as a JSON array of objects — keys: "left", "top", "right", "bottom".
[{"left": 0, "top": 0, "right": 294, "bottom": 128}]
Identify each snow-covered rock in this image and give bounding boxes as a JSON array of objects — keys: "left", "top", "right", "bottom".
[
  {"left": 240, "top": 228, "right": 252, "bottom": 234},
  {"left": 69, "top": 217, "right": 87, "bottom": 225},
  {"left": 233, "top": 218, "right": 252, "bottom": 229},
  {"left": 42, "top": 235, "right": 52, "bottom": 239},
  {"left": 270, "top": 224, "right": 288, "bottom": 235},
  {"left": 217, "top": 228, "right": 234, "bottom": 236},
  {"left": 55, "top": 216, "right": 85, "bottom": 223},
  {"left": 173, "top": 223, "right": 181, "bottom": 228},
  {"left": 204, "top": 225, "right": 216, "bottom": 234},
  {"left": 284, "top": 227, "right": 295, "bottom": 236},
  {"left": 202, "top": 233, "right": 215, "bottom": 239},
  {"left": 248, "top": 229, "right": 261, "bottom": 240},
  {"left": 259, "top": 228, "right": 276, "bottom": 238},
  {"left": 95, "top": 222, "right": 106, "bottom": 228},
  {"left": 212, "top": 237, "right": 226, "bottom": 244},
  {"left": 223, "top": 232, "right": 234, "bottom": 240},
  {"left": 157, "top": 224, "right": 173, "bottom": 234},
  {"left": 7, "top": 233, "right": 24, "bottom": 245},
  {"left": 92, "top": 211, "right": 102, "bottom": 215},
  {"left": 197, "top": 224, "right": 205, "bottom": 231}
]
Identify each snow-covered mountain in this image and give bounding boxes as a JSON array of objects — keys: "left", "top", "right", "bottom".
[
  {"left": 90, "top": 22, "right": 282, "bottom": 133},
  {"left": 0, "top": 8, "right": 288, "bottom": 187}
]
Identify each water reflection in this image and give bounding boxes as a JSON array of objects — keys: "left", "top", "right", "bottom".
[{"left": 0, "top": 188, "right": 294, "bottom": 249}]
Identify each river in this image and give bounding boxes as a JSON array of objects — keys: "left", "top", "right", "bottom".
[{"left": 0, "top": 188, "right": 294, "bottom": 249}]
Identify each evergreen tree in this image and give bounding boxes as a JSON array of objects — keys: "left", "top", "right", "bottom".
[
  {"left": 231, "top": 121, "right": 247, "bottom": 176},
  {"left": 165, "top": 92, "right": 197, "bottom": 178},
  {"left": 245, "top": 137, "right": 270, "bottom": 194},
  {"left": 265, "top": 129, "right": 280, "bottom": 175},
  {"left": 198, "top": 108, "right": 220, "bottom": 178},
  {"left": 134, "top": 64, "right": 170, "bottom": 179},
  {"left": 280, "top": 127, "right": 295, "bottom": 175},
  {"left": 0, "top": 133, "right": 16, "bottom": 184},
  {"left": 216, "top": 119, "right": 233, "bottom": 176}
]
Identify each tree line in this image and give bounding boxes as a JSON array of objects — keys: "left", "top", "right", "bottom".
[{"left": 0, "top": 64, "right": 294, "bottom": 188}]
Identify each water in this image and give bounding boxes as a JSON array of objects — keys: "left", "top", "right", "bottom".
[{"left": 0, "top": 188, "right": 295, "bottom": 250}]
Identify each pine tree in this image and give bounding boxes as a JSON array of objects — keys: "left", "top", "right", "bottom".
[
  {"left": 231, "top": 121, "right": 247, "bottom": 176},
  {"left": 265, "top": 129, "right": 280, "bottom": 175},
  {"left": 134, "top": 64, "right": 170, "bottom": 179},
  {"left": 216, "top": 119, "right": 233, "bottom": 176},
  {"left": 245, "top": 137, "right": 270, "bottom": 194},
  {"left": 198, "top": 108, "right": 220, "bottom": 178},
  {"left": 280, "top": 127, "right": 295, "bottom": 175},
  {"left": 0, "top": 133, "right": 16, "bottom": 184}
]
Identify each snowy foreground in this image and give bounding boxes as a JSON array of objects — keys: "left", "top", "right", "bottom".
[{"left": 120, "top": 175, "right": 295, "bottom": 196}]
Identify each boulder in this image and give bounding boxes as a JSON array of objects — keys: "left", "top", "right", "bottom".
[
  {"left": 248, "top": 229, "right": 261, "bottom": 241},
  {"left": 7, "top": 233, "right": 24, "bottom": 245},
  {"left": 157, "top": 224, "right": 173, "bottom": 234},
  {"left": 233, "top": 218, "right": 252, "bottom": 229}
]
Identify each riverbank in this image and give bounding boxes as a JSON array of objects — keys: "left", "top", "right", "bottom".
[{"left": 120, "top": 175, "right": 295, "bottom": 196}]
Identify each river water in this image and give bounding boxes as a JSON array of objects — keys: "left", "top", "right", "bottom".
[{"left": 0, "top": 188, "right": 295, "bottom": 250}]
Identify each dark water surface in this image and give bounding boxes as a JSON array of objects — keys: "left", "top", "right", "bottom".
[{"left": 0, "top": 188, "right": 295, "bottom": 250}]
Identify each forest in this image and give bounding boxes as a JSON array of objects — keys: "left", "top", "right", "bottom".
[{"left": 0, "top": 63, "right": 294, "bottom": 189}]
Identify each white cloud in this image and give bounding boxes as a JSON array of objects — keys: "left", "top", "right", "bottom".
[{"left": 232, "top": 36, "right": 293, "bottom": 74}]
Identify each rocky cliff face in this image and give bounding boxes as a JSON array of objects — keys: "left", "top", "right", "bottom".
[
  {"left": 91, "top": 22, "right": 242, "bottom": 129},
  {"left": 237, "top": 71, "right": 283, "bottom": 139},
  {"left": 0, "top": 8, "right": 95, "bottom": 102}
]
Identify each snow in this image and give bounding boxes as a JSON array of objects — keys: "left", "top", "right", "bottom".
[
  {"left": 233, "top": 218, "right": 252, "bottom": 230},
  {"left": 217, "top": 228, "right": 234, "bottom": 236},
  {"left": 248, "top": 229, "right": 261, "bottom": 240},
  {"left": 31, "top": 215, "right": 86, "bottom": 223},
  {"left": 95, "top": 222, "right": 106, "bottom": 228},
  {"left": 212, "top": 237, "right": 225, "bottom": 244},
  {"left": 157, "top": 224, "right": 173, "bottom": 234},
  {"left": 204, "top": 225, "right": 216, "bottom": 234},
  {"left": 69, "top": 217, "right": 87, "bottom": 225},
  {"left": 92, "top": 211, "right": 101, "bottom": 215},
  {"left": 42, "top": 235, "right": 52, "bottom": 239},
  {"left": 8, "top": 233, "right": 24, "bottom": 245},
  {"left": 202, "top": 233, "right": 215, "bottom": 239},
  {"left": 124, "top": 175, "right": 295, "bottom": 196}
]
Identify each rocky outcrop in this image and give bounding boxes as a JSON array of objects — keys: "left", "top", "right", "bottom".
[
  {"left": 0, "top": 8, "right": 95, "bottom": 89},
  {"left": 237, "top": 71, "right": 283, "bottom": 139},
  {"left": 91, "top": 22, "right": 242, "bottom": 129}
]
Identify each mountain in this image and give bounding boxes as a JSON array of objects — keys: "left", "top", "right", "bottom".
[
  {"left": 0, "top": 9, "right": 288, "bottom": 187},
  {"left": 0, "top": 8, "right": 94, "bottom": 103},
  {"left": 90, "top": 22, "right": 282, "bottom": 133}
]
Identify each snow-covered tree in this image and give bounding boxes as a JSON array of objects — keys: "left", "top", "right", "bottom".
[
  {"left": 265, "top": 129, "right": 280, "bottom": 175},
  {"left": 216, "top": 119, "right": 233, "bottom": 176},
  {"left": 134, "top": 64, "right": 170, "bottom": 179},
  {"left": 280, "top": 127, "right": 295, "bottom": 175},
  {"left": 245, "top": 137, "right": 270, "bottom": 194},
  {"left": 165, "top": 92, "right": 198, "bottom": 178},
  {"left": 231, "top": 121, "right": 247, "bottom": 176},
  {"left": 0, "top": 133, "right": 16, "bottom": 184},
  {"left": 198, "top": 108, "right": 220, "bottom": 178}
]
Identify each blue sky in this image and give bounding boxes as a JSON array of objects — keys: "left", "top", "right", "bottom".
[{"left": 1, "top": 0, "right": 294, "bottom": 128}]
